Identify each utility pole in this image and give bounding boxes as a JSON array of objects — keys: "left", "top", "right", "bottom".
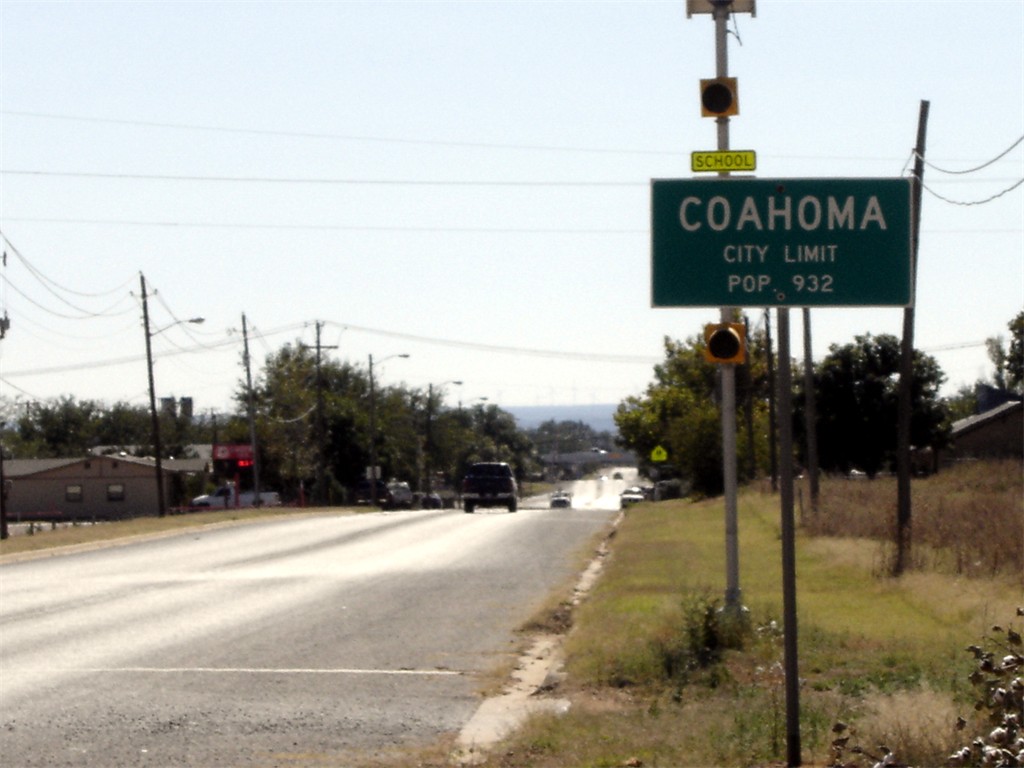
[
  {"left": 765, "top": 309, "right": 778, "bottom": 492},
  {"left": 895, "top": 100, "right": 929, "bottom": 576},
  {"left": 802, "top": 308, "right": 819, "bottom": 515},
  {"left": 141, "top": 273, "right": 167, "bottom": 517},
  {"left": 0, "top": 422, "right": 8, "bottom": 540},
  {"left": 777, "top": 307, "right": 801, "bottom": 767},
  {"left": 368, "top": 354, "right": 380, "bottom": 508},
  {"left": 241, "top": 314, "right": 262, "bottom": 506},
  {"left": 312, "top": 322, "right": 338, "bottom": 505},
  {"left": 298, "top": 323, "right": 339, "bottom": 505}
]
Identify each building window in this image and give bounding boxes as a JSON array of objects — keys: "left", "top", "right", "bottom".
[
  {"left": 107, "top": 483, "right": 125, "bottom": 502},
  {"left": 66, "top": 484, "right": 83, "bottom": 503}
]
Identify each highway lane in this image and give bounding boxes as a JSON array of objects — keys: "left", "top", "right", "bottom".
[{"left": 0, "top": 500, "right": 619, "bottom": 766}]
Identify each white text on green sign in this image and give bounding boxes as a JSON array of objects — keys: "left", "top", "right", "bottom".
[
  {"left": 650, "top": 178, "right": 913, "bottom": 307},
  {"left": 691, "top": 150, "right": 756, "bottom": 173}
]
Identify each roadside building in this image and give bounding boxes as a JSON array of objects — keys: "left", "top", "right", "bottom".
[
  {"left": 948, "top": 400, "right": 1023, "bottom": 461},
  {"left": 4, "top": 454, "right": 207, "bottom": 522}
]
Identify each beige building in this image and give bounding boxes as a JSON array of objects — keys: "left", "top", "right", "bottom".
[{"left": 4, "top": 454, "right": 207, "bottom": 522}]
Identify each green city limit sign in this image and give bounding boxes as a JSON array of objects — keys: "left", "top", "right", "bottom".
[{"left": 651, "top": 177, "right": 913, "bottom": 307}]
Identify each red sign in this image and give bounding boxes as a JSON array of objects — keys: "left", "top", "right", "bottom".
[{"left": 213, "top": 444, "right": 254, "bottom": 461}]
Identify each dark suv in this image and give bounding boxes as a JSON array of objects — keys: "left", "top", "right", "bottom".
[
  {"left": 353, "top": 479, "right": 412, "bottom": 510},
  {"left": 461, "top": 462, "right": 518, "bottom": 513}
]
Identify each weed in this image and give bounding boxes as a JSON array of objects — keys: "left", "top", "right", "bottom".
[{"left": 948, "top": 609, "right": 1024, "bottom": 767}]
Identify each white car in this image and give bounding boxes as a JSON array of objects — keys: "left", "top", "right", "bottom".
[
  {"left": 620, "top": 487, "right": 645, "bottom": 508},
  {"left": 550, "top": 490, "right": 572, "bottom": 509}
]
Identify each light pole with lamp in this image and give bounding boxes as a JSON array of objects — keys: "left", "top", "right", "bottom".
[
  {"left": 426, "top": 380, "right": 462, "bottom": 494},
  {"left": 368, "top": 352, "right": 410, "bottom": 507},
  {"left": 141, "top": 273, "right": 204, "bottom": 517}
]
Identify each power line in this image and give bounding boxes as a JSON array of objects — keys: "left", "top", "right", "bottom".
[
  {"left": 3, "top": 110, "right": 1008, "bottom": 167},
  {"left": 0, "top": 169, "right": 644, "bottom": 186},
  {"left": 921, "top": 177, "right": 1024, "bottom": 206},
  {"left": 0, "top": 216, "right": 644, "bottom": 234},
  {"left": 2, "top": 274, "right": 135, "bottom": 321},
  {"left": 917, "top": 134, "right": 1023, "bottom": 175},
  {"left": 1, "top": 230, "right": 136, "bottom": 299},
  {"left": 1, "top": 215, "right": 1017, "bottom": 236},
  {"left": 0, "top": 110, "right": 689, "bottom": 157}
]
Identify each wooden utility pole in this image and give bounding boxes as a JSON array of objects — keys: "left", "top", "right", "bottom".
[
  {"left": 241, "top": 314, "right": 262, "bottom": 506},
  {"left": 765, "top": 309, "right": 778, "bottom": 492},
  {"left": 895, "top": 100, "right": 930, "bottom": 576},
  {"left": 312, "top": 321, "right": 338, "bottom": 505},
  {"left": 0, "top": 422, "right": 8, "bottom": 540},
  {"left": 801, "top": 308, "right": 819, "bottom": 515},
  {"left": 141, "top": 273, "right": 167, "bottom": 517}
]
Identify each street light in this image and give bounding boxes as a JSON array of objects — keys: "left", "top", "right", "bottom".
[
  {"left": 368, "top": 352, "right": 410, "bottom": 507},
  {"left": 426, "top": 380, "right": 462, "bottom": 494},
  {"left": 141, "top": 273, "right": 204, "bottom": 517}
]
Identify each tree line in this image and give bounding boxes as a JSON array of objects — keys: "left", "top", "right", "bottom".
[
  {"left": 1, "top": 312, "right": 1019, "bottom": 502},
  {"left": 615, "top": 310, "right": 1023, "bottom": 495},
  {"left": 0, "top": 339, "right": 611, "bottom": 504}
]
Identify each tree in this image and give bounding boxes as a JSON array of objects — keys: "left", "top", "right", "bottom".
[
  {"left": 528, "top": 419, "right": 612, "bottom": 456},
  {"left": 250, "top": 341, "right": 536, "bottom": 504},
  {"left": 1007, "top": 310, "right": 1024, "bottom": 393},
  {"left": 615, "top": 329, "right": 772, "bottom": 497},
  {"left": 808, "top": 333, "right": 947, "bottom": 477},
  {"left": 457, "top": 403, "right": 535, "bottom": 481}
]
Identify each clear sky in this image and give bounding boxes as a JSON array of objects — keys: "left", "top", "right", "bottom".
[{"left": 1, "top": 0, "right": 1021, "bottom": 417}]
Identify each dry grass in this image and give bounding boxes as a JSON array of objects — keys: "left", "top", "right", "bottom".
[
  {"left": 475, "top": 460, "right": 1023, "bottom": 767},
  {"left": 806, "top": 460, "right": 1023, "bottom": 581}
]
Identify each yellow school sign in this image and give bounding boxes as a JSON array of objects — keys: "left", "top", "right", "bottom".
[
  {"left": 650, "top": 445, "right": 669, "bottom": 463},
  {"left": 690, "top": 149, "right": 757, "bottom": 173}
]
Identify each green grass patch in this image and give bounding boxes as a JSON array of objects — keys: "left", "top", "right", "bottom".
[{"left": 481, "top": 463, "right": 1022, "bottom": 768}]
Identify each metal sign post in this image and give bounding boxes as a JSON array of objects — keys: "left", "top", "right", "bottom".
[
  {"left": 706, "top": 0, "right": 744, "bottom": 622},
  {"left": 678, "top": 3, "right": 802, "bottom": 765}
]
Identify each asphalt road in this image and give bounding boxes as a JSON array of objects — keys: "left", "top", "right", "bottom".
[{"left": 0, "top": 485, "right": 625, "bottom": 767}]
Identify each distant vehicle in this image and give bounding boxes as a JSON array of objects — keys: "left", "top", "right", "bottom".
[
  {"left": 620, "top": 486, "right": 645, "bottom": 508},
  {"left": 354, "top": 479, "right": 413, "bottom": 510},
  {"left": 191, "top": 485, "right": 281, "bottom": 509},
  {"left": 612, "top": 471, "right": 623, "bottom": 480},
  {"left": 461, "top": 462, "right": 518, "bottom": 514},
  {"left": 386, "top": 481, "right": 414, "bottom": 509},
  {"left": 550, "top": 490, "right": 572, "bottom": 509},
  {"left": 416, "top": 491, "right": 444, "bottom": 509}
]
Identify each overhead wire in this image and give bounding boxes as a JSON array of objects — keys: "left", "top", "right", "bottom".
[
  {"left": 0, "top": 232, "right": 137, "bottom": 319},
  {"left": 917, "top": 134, "right": 1023, "bottom": 175},
  {"left": 1, "top": 230, "right": 136, "bottom": 299},
  {"left": 0, "top": 109, "right": 692, "bottom": 157},
  {"left": 921, "top": 177, "right": 1024, "bottom": 206}
]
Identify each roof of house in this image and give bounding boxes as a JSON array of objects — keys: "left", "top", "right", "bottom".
[
  {"left": 4, "top": 454, "right": 208, "bottom": 479},
  {"left": 951, "top": 399, "right": 1023, "bottom": 437}
]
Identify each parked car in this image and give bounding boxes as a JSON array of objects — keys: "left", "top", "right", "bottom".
[
  {"left": 550, "top": 490, "right": 572, "bottom": 509},
  {"left": 386, "top": 481, "right": 413, "bottom": 509},
  {"left": 620, "top": 486, "right": 645, "bottom": 508},
  {"left": 415, "top": 492, "right": 444, "bottom": 509},
  {"left": 191, "top": 485, "right": 281, "bottom": 508},
  {"left": 354, "top": 479, "right": 387, "bottom": 506},
  {"left": 354, "top": 479, "right": 413, "bottom": 510}
]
